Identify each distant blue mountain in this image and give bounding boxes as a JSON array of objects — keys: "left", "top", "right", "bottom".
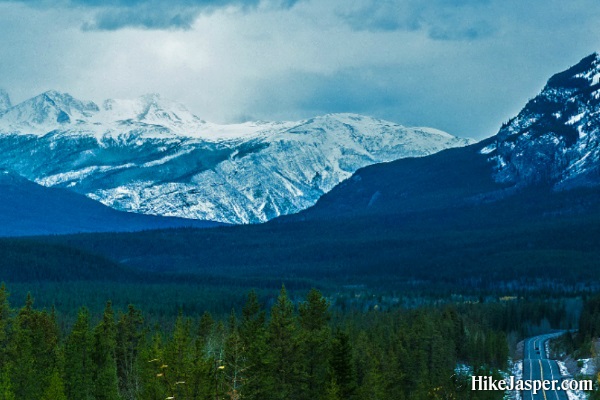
[{"left": 0, "top": 169, "right": 223, "bottom": 236}]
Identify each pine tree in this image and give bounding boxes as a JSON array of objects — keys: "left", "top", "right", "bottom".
[
  {"left": 188, "top": 312, "right": 214, "bottom": 400},
  {"left": 11, "top": 294, "right": 60, "bottom": 399},
  {"left": 42, "top": 369, "right": 67, "bottom": 400},
  {"left": 92, "top": 301, "right": 120, "bottom": 400},
  {"left": 353, "top": 331, "right": 385, "bottom": 400},
  {"left": 267, "top": 285, "right": 303, "bottom": 400},
  {"left": 0, "top": 284, "right": 10, "bottom": 367},
  {"left": 224, "top": 310, "right": 247, "bottom": 400},
  {"left": 10, "top": 293, "right": 36, "bottom": 399},
  {"left": 116, "top": 305, "right": 144, "bottom": 400},
  {"left": 0, "top": 285, "right": 12, "bottom": 400},
  {"left": 298, "top": 288, "right": 331, "bottom": 399},
  {"left": 239, "top": 290, "right": 268, "bottom": 400},
  {"left": 330, "top": 329, "right": 356, "bottom": 400},
  {"left": 324, "top": 378, "right": 341, "bottom": 400},
  {"left": 138, "top": 332, "right": 168, "bottom": 400},
  {"left": 164, "top": 313, "right": 194, "bottom": 399},
  {"left": 64, "top": 307, "right": 94, "bottom": 400},
  {"left": 0, "top": 365, "right": 15, "bottom": 400}
]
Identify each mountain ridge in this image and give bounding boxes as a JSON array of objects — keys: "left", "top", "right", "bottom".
[
  {"left": 0, "top": 168, "right": 224, "bottom": 237},
  {"left": 287, "top": 53, "right": 600, "bottom": 222},
  {"left": 0, "top": 92, "right": 473, "bottom": 224},
  {"left": 489, "top": 52, "right": 600, "bottom": 190}
]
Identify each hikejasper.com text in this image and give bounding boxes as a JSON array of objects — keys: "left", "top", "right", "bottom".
[{"left": 471, "top": 376, "right": 593, "bottom": 394}]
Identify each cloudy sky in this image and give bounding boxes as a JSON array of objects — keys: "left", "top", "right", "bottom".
[{"left": 0, "top": 0, "right": 598, "bottom": 139}]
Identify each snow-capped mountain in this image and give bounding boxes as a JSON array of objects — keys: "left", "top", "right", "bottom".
[
  {"left": 485, "top": 53, "right": 600, "bottom": 189},
  {"left": 0, "top": 90, "right": 99, "bottom": 132},
  {"left": 293, "top": 53, "right": 600, "bottom": 224},
  {"left": 0, "top": 90, "right": 473, "bottom": 224}
]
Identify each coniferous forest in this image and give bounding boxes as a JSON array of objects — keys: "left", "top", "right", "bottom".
[
  {"left": 3, "top": 279, "right": 599, "bottom": 400},
  {"left": 0, "top": 185, "right": 598, "bottom": 399}
]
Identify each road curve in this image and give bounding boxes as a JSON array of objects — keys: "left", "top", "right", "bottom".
[{"left": 522, "top": 332, "right": 568, "bottom": 400}]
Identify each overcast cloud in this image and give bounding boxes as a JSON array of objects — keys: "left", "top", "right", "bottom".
[{"left": 0, "top": 0, "right": 599, "bottom": 138}]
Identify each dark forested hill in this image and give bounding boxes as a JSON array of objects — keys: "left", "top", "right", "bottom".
[{"left": 0, "top": 169, "right": 223, "bottom": 236}]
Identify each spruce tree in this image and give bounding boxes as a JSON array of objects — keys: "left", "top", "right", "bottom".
[
  {"left": 239, "top": 290, "right": 268, "bottom": 400},
  {"left": 164, "top": 313, "right": 194, "bottom": 399},
  {"left": 42, "top": 369, "right": 67, "bottom": 400},
  {"left": 11, "top": 294, "right": 60, "bottom": 399},
  {"left": 330, "top": 329, "right": 356, "bottom": 400},
  {"left": 298, "top": 288, "right": 331, "bottom": 399},
  {"left": 267, "top": 285, "right": 303, "bottom": 400},
  {"left": 0, "top": 284, "right": 10, "bottom": 366},
  {"left": 64, "top": 307, "right": 94, "bottom": 400},
  {"left": 224, "top": 310, "right": 247, "bottom": 399},
  {"left": 189, "top": 312, "right": 214, "bottom": 400},
  {"left": 92, "top": 301, "right": 120, "bottom": 400},
  {"left": 116, "top": 305, "right": 144, "bottom": 400},
  {"left": 0, "top": 365, "right": 15, "bottom": 400}
]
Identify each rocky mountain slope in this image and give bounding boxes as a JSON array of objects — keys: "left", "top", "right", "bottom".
[
  {"left": 292, "top": 53, "right": 600, "bottom": 221},
  {"left": 489, "top": 53, "right": 600, "bottom": 189},
  {"left": 0, "top": 91, "right": 472, "bottom": 223}
]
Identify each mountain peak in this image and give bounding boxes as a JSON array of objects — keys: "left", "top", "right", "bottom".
[
  {"left": 39, "top": 90, "right": 99, "bottom": 112},
  {"left": 98, "top": 94, "right": 202, "bottom": 130},
  {"left": 0, "top": 90, "right": 99, "bottom": 133},
  {"left": 545, "top": 52, "right": 600, "bottom": 90},
  {"left": 490, "top": 53, "right": 600, "bottom": 188}
]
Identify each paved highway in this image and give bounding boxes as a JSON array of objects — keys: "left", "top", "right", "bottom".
[{"left": 522, "top": 333, "right": 568, "bottom": 400}]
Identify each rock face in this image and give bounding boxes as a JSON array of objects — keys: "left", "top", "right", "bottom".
[
  {"left": 487, "top": 53, "right": 600, "bottom": 189},
  {"left": 0, "top": 91, "right": 472, "bottom": 224}
]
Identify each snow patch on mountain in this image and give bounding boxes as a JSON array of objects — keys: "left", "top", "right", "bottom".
[
  {"left": 0, "top": 91, "right": 474, "bottom": 224},
  {"left": 487, "top": 53, "right": 600, "bottom": 190}
]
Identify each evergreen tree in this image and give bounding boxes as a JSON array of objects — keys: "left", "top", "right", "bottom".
[
  {"left": 164, "top": 313, "right": 194, "bottom": 399},
  {"left": 224, "top": 310, "right": 247, "bottom": 399},
  {"left": 9, "top": 294, "right": 36, "bottom": 399},
  {"left": 324, "top": 378, "right": 341, "bottom": 400},
  {"left": 330, "top": 329, "right": 356, "bottom": 400},
  {"left": 42, "top": 369, "right": 67, "bottom": 400},
  {"left": 267, "top": 285, "right": 303, "bottom": 400},
  {"left": 11, "top": 294, "right": 60, "bottom": 399},
  {"left": 138, "top": 332, "right": 168, "bottom": 400},
  {"left": 0, "top": 365, "right": 15, "bottom": 400},
  {"left": 92, "top": 301, "right": 120, "bottom": 400},
  {"left": 0, "top": 284, "right": 10, "bottom": 367},
  {"left": 116, "top": 305, "right": 144, "bottom": 400},
  {"left": 239, "top": 290, "right": 268, "bottom": 400},
  {"left": 298, "top": 288, "right": 331, "bottom": 399},
  {"left": 189, "top": 312, "right": 214, "bottom": 400},
  {"left": 64, "top": 307, "right": 94, "bottom": 400},
  {"left": 353, "top": 331, "right": 385, "bottom": 400}
]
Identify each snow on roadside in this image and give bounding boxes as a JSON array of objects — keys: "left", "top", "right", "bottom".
[
  {"left": 557, "top": 360, "right": 589, "bottom": 400},
  {"left": 580, "top": 358, "right": 596, "bottom": 376},
  {"left": 506, "top": 361, "right": 523, "bottom": 400}
]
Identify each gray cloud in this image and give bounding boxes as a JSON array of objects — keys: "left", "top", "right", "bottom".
[
  {"left": 1, "top": 0, "right": 599, "bottom": 140},
  {"left": 245, "top": 65, "right": 506, "bottom": 138},
  {"left": 2, "top": 0, "right": 301, "bottom": 30},
  {"left": 82, "top": 4, "right": 209, "bottom": 30},
  {"left": 340, "top": 0, "right": 496, "bottom": 41}
]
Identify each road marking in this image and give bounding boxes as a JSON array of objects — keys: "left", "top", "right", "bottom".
[
  {"left": 529, "top": 358, "right": 534, "bottom": 400},
  {"left": 539, "top": 359, "right": 547, "bottom": 400},
  {"left": 545, "top": 359, "right": 560, "bottom": 400}
]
